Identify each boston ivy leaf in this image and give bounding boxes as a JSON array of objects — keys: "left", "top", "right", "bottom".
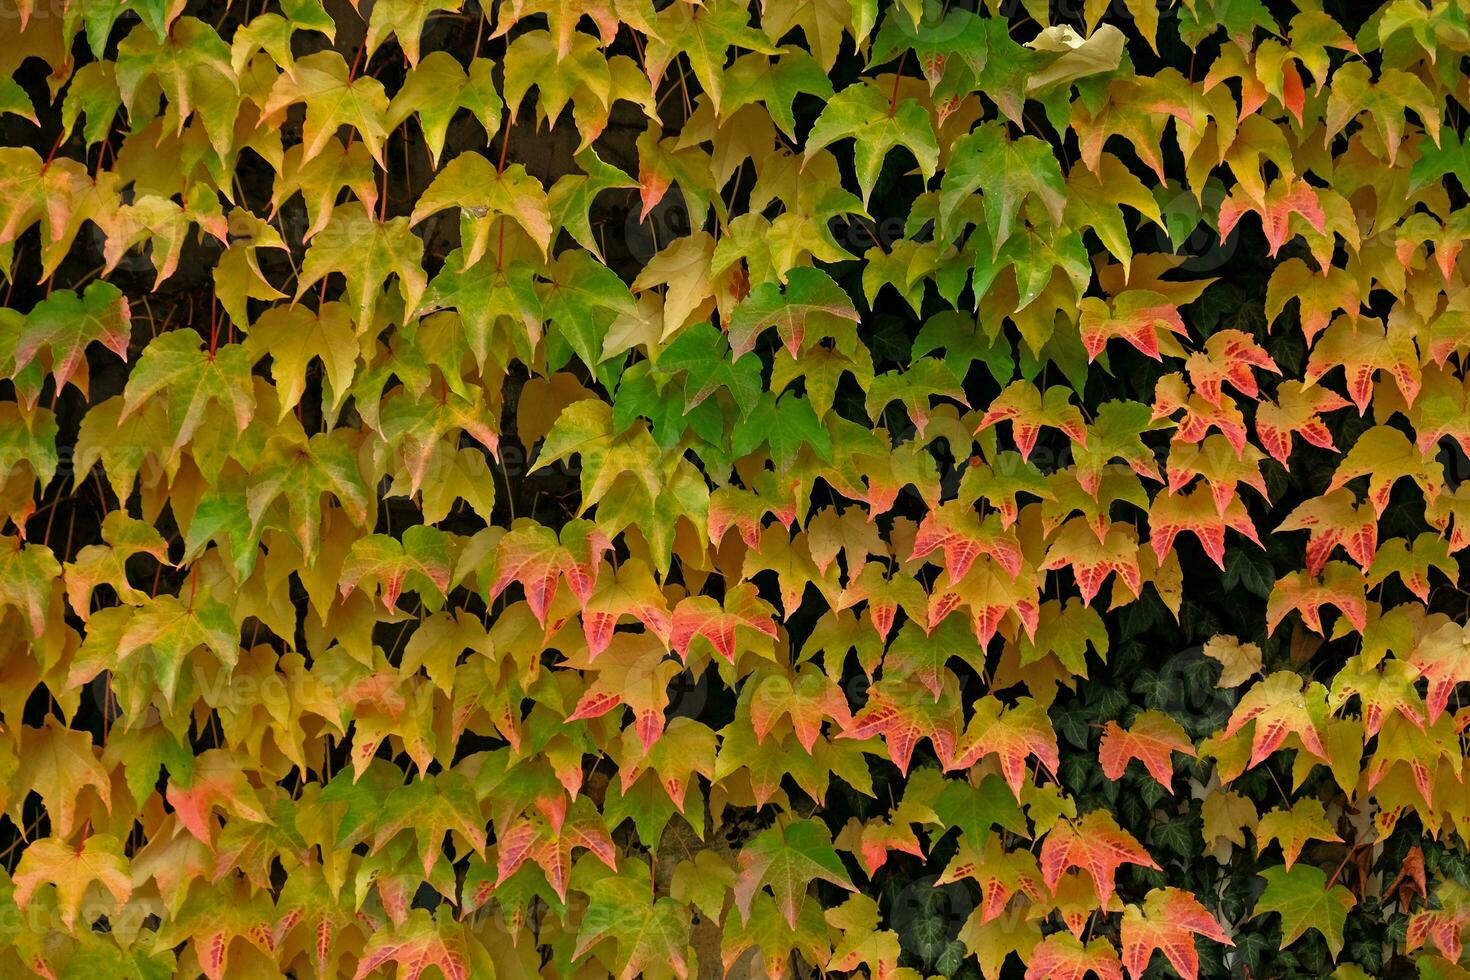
[
  {"left": 1253, "top": 864, "right": 1355, "bottom": 958},
  {"left": 733, "top": 818, "right": 856, "bottom": 928}
]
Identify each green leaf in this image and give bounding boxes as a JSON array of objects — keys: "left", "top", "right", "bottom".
[
  {"left": 121, "top": 329, "right": 254, "bottom": 455},
  {"left": 733, "top": 818, "right": 856, "bottom": 928},
  {"left": 805, "top": 83, "right": 940, "bottom": 206},
  {"left": 1254, "top": 864, "right": 1355, "bottom": 958},
  {"left": 732, "top": 391, "right": 833, "bottom": 467}
]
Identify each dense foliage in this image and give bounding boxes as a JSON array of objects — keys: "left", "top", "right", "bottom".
[{"left": 1, "top": 0, "right": 1469, "bottom": 976}]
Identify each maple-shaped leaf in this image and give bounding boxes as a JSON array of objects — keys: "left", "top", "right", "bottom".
[
  {"left": 976, "top": 382, "right": 1087, "bottom": 460},
  {"left": 1327, "top": 424, "right": 1440, "bottom": 516},
  {"left": 412, "top": 155, "right": 552, "bottom": 263},
  {"left": 671, "top": 583, "right": 779, "bottom": 662},
  {"left": 1276, "top": 489, "right": 1376, "bottom": 577},
  {"left": 741, "top": 524, "right": 833, "bottom": 617},
  {"left": 805, "top": 82, "right": 939, "bottom": 206},
  {"left": 14, "top": 282, "right": 130, "bottom": 398},
  {"left": 114, "top": 18, "right": 239, "bottom": 156},
  {"left": 929, "top": 553, "right": 1042, "bottom": 646},
  {"left": 574, "top": 865, "right": 691, "bottom": 980},
  {"left": 1184, "top": 329, "right": 1279, "bottom": 406},
  {"left": 489, "top": 520, "right": 610, "bottom": 627},
  {"left": 1015, "top": 597, "right": 1110, "bottom": 678},
  {"left": 958, "top": 453, "right": 1055, "bottom": 530},
  {"left": 1253, "top": 864, "right": 1354, "bottom": 958},
  {"left": 750, "top": 665, "right": 852, "bottom": 753},
  {"left": 731, "top": 389, "right": 834, "bottom": 469},
  {"left": 839, "top": 675, "right": 961, "bottom": 776},
  {"left": 1079, "top": 290, "right": 1190, "bottom": 361},
  {"left": 385, "top": 51, "right": 488, "bottom": 166},
  {"left": 1265, "top": 258, "right": 1359, "bottom": 345},
  {"left": 531, "top": 398, "right": 665, "bottom": 510},
  {"left": 823, "top": 892, "right": 904, "bottom": 977},
  {"left": 243, "top": 302, "right": 358, "bottom": 422},
  {"left": 549, "top": 147, "right": 638, "bottom": 262},
  {"left": 1408, "top": 883, "right": 1470, "bottom": 962},
  {"left": 835, "top": 795, "right": 935, "bottom": 878},
  {"left": 643, "top": 0, "right": 779, "bottom": 114},
  {"left": 728, "top": 266, "right": 858, "bottom": 359},
  {"left": 1254, "top": 381, "right": 1350, "bottom": 466},
  {"left": 1257, "top": 798, "right": 1342, "bottom": 870},
  {"left": 352, "top": 908, "right": 474, "bottom": 980},
  {"left": 1217, "top": 176, "right": 1326, "bottom": 256},
  {"left": 269, "top": 866, "right": 358, "bottom": 978},
  {"left": 806, "top": 504, "right": 884, "bottom": 576},
  {"left": 116, "top": 592, "right": 239, "bottom": 707},
  {"left": 1323, "top": 62, "right": 1438, "bottom": 166},
  {"left": 866, "top": 358, "right": 969, "bottom": 436},
  {"left": 564, "top": 632, "right": 683, "bottom": 751},
  {"left": 1040, "top": 810, "right": 1159, "bottom": 908},
  {"left": 354, "top": 0, "right": 463, "bottom": 66},
  {"left": 938, "top": 121, "right": 1066, "bottom": 252},
  {"left": 1405, "top": 621, "right": 1470, "bottom": 724},
  {"left": 0, "top": 537, "right": 61, "bottom": 638},
  {"left": 939, "top": 834, "right": 1045, "bottom": 924},
  {"left": 882, "top": 616, "right": 987, "bottom": 703},
  {"left": 379, "top": 381, "right": 503, "bottom": 496},
  {"left": 1042, "top": 518, "right": 1142, "bottom": 606},
  {"left": 1151, "top": 375, "right": 1250, "bottom": 456},
  {"left": 733, "top": 818, "right": 856, "bottom": 929},
  {"left": 1410, "top": 363, "right": 1470, "bottom": 460},
  {"left": 10, "top": 721, "right": 113, "bottom": 840},
  {"left": 1163, "top": 435, "right": 1268, "bottom": 514},
  {"left": 948, "top": 696, "right": 1060, "bottom": 798},
  {"left": 163, "top": 748, "right": 273, "bottom": 849},
  {"left": 496, "top": 797, "right": 617, "bottom": 901},
  {"left": 120, "top": 329, "right": 253, "bottom": 455},
  {"left": 1266, "top": 561, "right": 1368, "bottom": 635},
  {"left": 64, "top": 512, "right": 170, "bottom": 619},
  {"left": 721, "top": 891, "right": 831, "bottom": 980},
  {"left": 1073, "top": 400, "right": 1168, "bottom": 495},
  {"left": 910, "top": 501, "right": 1023, "bottom": 583},
  {"left": 540, "top": 249, "right": 636, "bottom": 383},
  {"left": 372, "top": 772, "right": 487, "bottom": 877},
  {"left": 149, "top": 875, "right": 277, "bottom": 980},
  {"left": 1148, "top": 487, "right": 1261, "bottom": 569},
  {"left": 648, "top": 320, "right": 763, "bottom": 415},
  {"left": 581, "top": 557, "right": 672, "bottom": 658},
  {"left": 1222, "top": 671, "right": 1330, "bottom": 770},
  {"left": 835, "top": 559, "right": 926, "bottom": 640},
  {"left": 1203, "top": 635, "right": 1263, "bottom": 688},
  {"left": 339, "top": 525, "right": 453, "bottom": 612},
  {"left": 417, "top": 251, "right": 543, "bottom": 365},
  {"left": 246, "top": 430, "right": 371, "bottom": 564},
  {"left": 1098, "top": 710, "right": 1195, "bottom": 788},
  {"left": 262, "top": 50, "right": 391, "bottom": 166},
  {"left": 295, "top": 213, "right": 427, "bottom": 326},
  {"left": 717, "top": 705, "right": 865, "bottom": 807},
  {"left": 12, "top": 833, "right": 131, "bottom": 930},
  {"left": 613, "top": 716, "right": 715, "bottom": 817},
  {"left": 1305, "top": 315, "right": 1420, "bottom": 413},
  {"left": 721, "top": 50, "right": 835, "bottom": 138},
  {"left": 1327, "top": 653, "right": 1423, "bottom": 738},
  {"left": 1121, "top": 887, "right": 1232, "bottom": 980},
  {"left": 270, "top": 136, "right": 379, "bottom": 244},
  {"left": 1024, "top": 933, "right": 1123, "bottom": 980}
]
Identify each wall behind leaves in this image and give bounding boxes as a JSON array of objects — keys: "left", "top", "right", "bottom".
[{"left": 0, "top": 0, "right": 1468, "bottom": 976}]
